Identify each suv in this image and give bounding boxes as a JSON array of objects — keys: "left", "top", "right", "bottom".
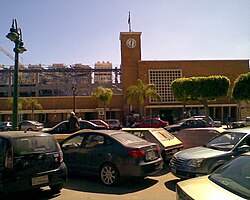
[
  {"left": 191, "top": 116, "right": 221, "bottom": 127},
  {"left": 0, "top": 131, "right": 67, "bottom": 194}
]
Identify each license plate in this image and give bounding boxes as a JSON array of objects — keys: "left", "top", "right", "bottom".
[
  {"left": 31, "top": 175, "right": 49, "bottom": 186},
  {"left": 146, "top": 150, "right": 156, "bottom": 160}
]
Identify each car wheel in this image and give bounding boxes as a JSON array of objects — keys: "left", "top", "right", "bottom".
[
  {"left": 240, "top": 124, "right": 245, "bottom": 128},
  {"left": 49, "top": 183, "right": 64, "bottom": 193},
  {"left": 100, "top": 164, "right": 119, "bottom": 186},
  {"left": 27, "top": 128, "right": 33, "bottom": 131}
]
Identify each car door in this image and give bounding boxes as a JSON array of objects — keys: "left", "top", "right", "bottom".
[
  {"left": 61, "top": 134, "right": 85, "bottom": 172},
  {"left": 79, "top": 133, "right": 111, "bottom": 175},
  {"left": 53, "top": 122, "right": 70, "bottom": 134}
]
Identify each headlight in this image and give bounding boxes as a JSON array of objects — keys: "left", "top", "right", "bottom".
[{"left": 186, "top": 158, "right": 204, "bottom": 167}]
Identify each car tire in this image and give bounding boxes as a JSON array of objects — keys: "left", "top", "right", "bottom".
[
  {"left": 99, "top": 163, "right": 119, "bottom": 186},
  {"left": 49, "top": 183, "right": 64, "bottom": 193}
]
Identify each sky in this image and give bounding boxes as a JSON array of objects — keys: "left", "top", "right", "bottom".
[{"left": 1, "top": 0, "right": 250, "bottom": 68}]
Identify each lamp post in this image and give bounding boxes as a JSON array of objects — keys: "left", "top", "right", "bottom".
[
  {"left": 6, "top": 19, "right": 27, "bottom": 130},
  {"left": 71, "top": 84, "right": 77, "bottom": 113}
]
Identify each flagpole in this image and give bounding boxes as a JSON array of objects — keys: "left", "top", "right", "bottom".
[{"left": 128, "top": 11, "right": 131, "bottom": 32}]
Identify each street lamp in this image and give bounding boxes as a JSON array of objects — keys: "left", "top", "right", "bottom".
[
  {"left": 71, "top": 84, "right": 77, "bottom": 113},
  {"left": 6, "top": 19, "right": 27, "bottom": 130}
]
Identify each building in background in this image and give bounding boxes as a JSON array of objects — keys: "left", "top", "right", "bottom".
[
  {"left": 94, "top": 61, "right": 112, "bottom": 84},
  {"left": 0, "top": 31, "right": 249, "bottom": 126}
]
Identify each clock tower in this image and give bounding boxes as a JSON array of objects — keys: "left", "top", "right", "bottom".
[{"left": 120, "top": 32, "right": 142, "bottom": 92}]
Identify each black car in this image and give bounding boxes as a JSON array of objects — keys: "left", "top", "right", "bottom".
[
  {"left": 0, "top": 131, "right": 67, "bottom": 194},
  {"left": 165, "top": 118, "right": 206, "bottom": 133},
  {"left": 43, "top": 120, "right": 106, "bottom": 135},
  {"left": 60, "top": 129, "right": 163, "bottom": 186}
]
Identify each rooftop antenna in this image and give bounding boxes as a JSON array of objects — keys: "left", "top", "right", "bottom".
[{"left": 128, "top": 11, "right": 132, "bottom": 32}]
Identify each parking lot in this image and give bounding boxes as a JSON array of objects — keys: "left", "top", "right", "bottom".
[{"left": 3, "top": 164, "right": 179, "bottom": 200}]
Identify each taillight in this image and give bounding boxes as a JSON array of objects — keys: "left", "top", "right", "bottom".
[
  {"left": 157, "top": 145, "right": 161, "bottom": 154},
  {"left": 5, "top": 147, "right": 13, "bottom": 169},
  {"left": 55, "top": 142, "right": 63, "bottom": 163},
  {"left": 128, "top": 149, "right": 146, "bottom": 158}
]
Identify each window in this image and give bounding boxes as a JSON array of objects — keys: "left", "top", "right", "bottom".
[
  {"left": 83, "top": 134, "right": 105, "bottom": 148},
  {"left": 149, "top": 69, "right": 182, "bottom": 103}
]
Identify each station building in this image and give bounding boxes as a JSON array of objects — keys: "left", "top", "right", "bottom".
[{"left": 0, "top": 31, "right": 249, "bottom": 126}]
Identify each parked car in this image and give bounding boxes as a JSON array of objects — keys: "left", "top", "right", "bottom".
[
  {"left": 132, "top": 118, "right": 169, "bottom": 128},
  {"left": 122, "top": 128, "right": 183, "bottom": 160},
  {"left": 165, "top": 118, "right": 206, "bottom": 133},
  {"left": 43, "top": 120, "right": 106, "bottom": 142},
  {"left": 105, "top": 119, "right": 122, "bottom": 129},
  {"left": 19, "top": 120, "right": 44, "bottom": 131},
  {"left": 175, "top": 127, "right": 225, "bottom": 149},
  {"left": 232, "top": 117, "right": 250, "bottom": 128},
  {"left": 170, "top": 128, "right": 250, "bottom": 179},
  {"left": 60, "top": 129, "right": 163, "bottom": 186},
  {"left": 89, "top": 119, "right": 110, "bottom": 129},
  {"left": 0, "top": 131, "right": 67, "bottom": 194},
  {"left": 0, "top": 121, "right": 12, "bottom": 131},
  {"left": 191, "top": 115, "right": 222, "bottom": 127},
  {"left": 176, "top": 152, "right": 250, "bottom": 200}
]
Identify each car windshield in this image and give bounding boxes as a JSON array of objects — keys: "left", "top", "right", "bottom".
[
  {"left": 209, "top": 155, "right": 250, "bottom": 199},
  {"left": 113, "top": 132, "right": 146, "bottom": 145},
  {"left": 205, "top": 132, "right": 246, "bottom": 151},
  {"left": 13, "top": 136, "right": 56, "bottom": 156},
  {"left": 177, "top": 119, "right": 186, "bottom": 125}
]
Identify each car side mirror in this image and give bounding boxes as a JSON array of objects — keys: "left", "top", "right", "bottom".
[{"left": 238, "top": 145, "right": 250, "bottom": 153}]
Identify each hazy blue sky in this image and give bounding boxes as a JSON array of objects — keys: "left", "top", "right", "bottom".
[{"left": 1, "top": 0, "right": 250, "bottom": 67}]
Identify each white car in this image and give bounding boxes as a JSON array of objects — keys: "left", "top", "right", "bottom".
[
  {"left": 19, "top": 120, "right": 44, "bottom": 131},
  {"left": 232, "top": 117, "right": 250, "bottom": 128}
]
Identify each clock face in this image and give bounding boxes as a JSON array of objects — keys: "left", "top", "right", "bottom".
[{"left": 126, "top": 38, "right": 137, "bottom": 49}]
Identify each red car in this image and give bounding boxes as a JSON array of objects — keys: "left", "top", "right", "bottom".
[{"left": 132, "top": 118, "right": 169, "bottom": 128}]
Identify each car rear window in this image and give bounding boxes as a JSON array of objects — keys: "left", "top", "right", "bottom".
[
  {"left": 13, "top": 136, "right": 57, "bottom": 156},
  {"left": 113, "top": 132, "right": 146, "bottom": 145}
]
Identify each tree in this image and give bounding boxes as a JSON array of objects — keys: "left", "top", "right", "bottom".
[
  {"left": 232, "top": 72, "right": 250, "bottom": 101},
  {"left": 7, "top": 98, "right": 43, "bottom": 121},
  {"left": 171, "top": 76, "right": 230, "bottom": 125},
  {"left": 92, "top": 86, "right": 113, "bottom": 121},
  {"left": 171, "top": 77, "right": 194, "bottom": 118},
  {"left": 232, "top": 72, "right": 250, "bottom": 120},
  {"left": 125, "top": 79, "right": 161, "bottom": 118}
]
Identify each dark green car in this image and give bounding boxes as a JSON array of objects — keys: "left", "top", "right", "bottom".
[{"left": 0, "top": 131, "right": 67, "bottom": 194}]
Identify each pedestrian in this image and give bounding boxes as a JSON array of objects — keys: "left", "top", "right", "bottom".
[
  {"left": 226, "top": 114, "right": 231, "bottom": 129},
  {"left": 68, "top": 111, "right": 80, "bottom": 132}
]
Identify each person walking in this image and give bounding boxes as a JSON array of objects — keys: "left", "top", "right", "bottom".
[
  {"left": 226, "top": 114, "right": 231, "bottom": 129},
  {"left": 68, "top": 111, "right": 80, "bottom": 132}
]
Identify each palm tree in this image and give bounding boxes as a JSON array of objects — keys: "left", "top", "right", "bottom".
[
  {"left": 125, "top": 79, "right": 161, "bottom": 118},
  {"left": 92, "top": 86, "right": 113, "bottom": 121},
  {"left": 7, "top": 98, "right": 43, "bottom": 121}
]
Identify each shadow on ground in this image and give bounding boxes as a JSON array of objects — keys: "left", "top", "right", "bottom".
[
  {"left": 64, "top": 175, "right": 158, "bottom": 195},
  {"left": 0, "top": 188, "right": 61, "bottom": 200}
]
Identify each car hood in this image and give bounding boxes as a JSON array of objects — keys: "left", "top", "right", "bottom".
[
  {"left": 177, "top": 175, "right": 245, "bottom": 200},
  {"left": 175, "top": 146, "right": 226, "bottom": 159}
]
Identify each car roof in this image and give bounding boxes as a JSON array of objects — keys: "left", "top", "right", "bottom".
[
  {"left": 122, "top": 127, "right": 166, "bottom": 131},
  {"left": 66, "top": 129, "right": 125, "bottom": 137},
  {"left": 0, "top": 131, "right": 52, "bottom": 139}
]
